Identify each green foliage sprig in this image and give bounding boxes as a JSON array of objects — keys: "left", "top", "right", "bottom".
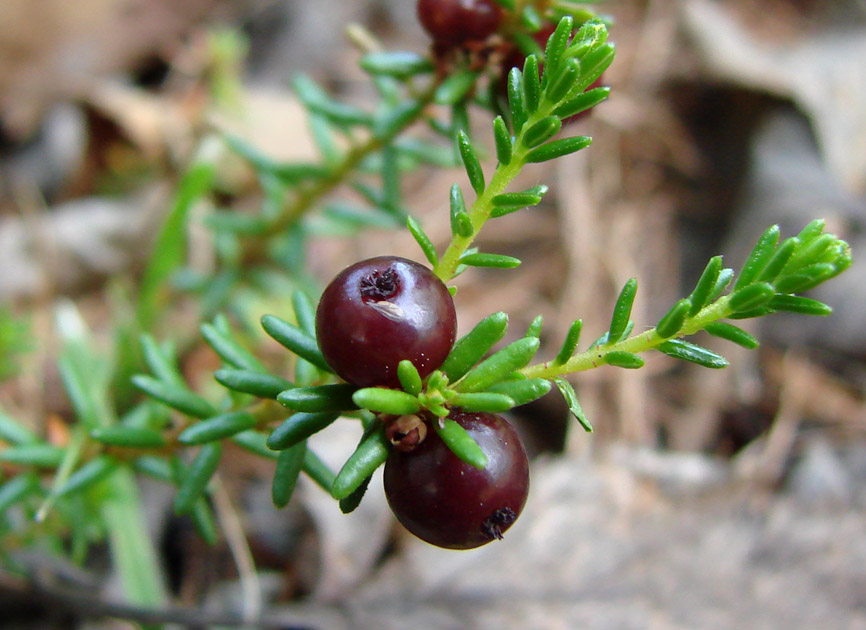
[{"left": 0, "top": 3, "right": 853, "bottom": 593}]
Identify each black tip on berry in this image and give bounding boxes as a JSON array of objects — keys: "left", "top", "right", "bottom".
[
  {"left": 481, "top": 507, "right": 517, "bottom": 540},
  {"left": 360, "top": 267, "right": 399, "bottom": 301}
]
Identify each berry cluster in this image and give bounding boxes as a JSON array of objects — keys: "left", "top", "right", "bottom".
[{"left": 316, "top": 256, "right": 530, "bottom": 549}]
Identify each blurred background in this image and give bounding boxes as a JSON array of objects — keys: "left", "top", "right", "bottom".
[{"left": 1, "top": 0, "right": 865, "bottom": 628}]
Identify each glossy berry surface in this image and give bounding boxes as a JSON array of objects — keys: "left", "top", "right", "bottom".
[
  {"left": 315, "top": 256, "right": 457, "bottom": 388},
  {"left": 417, "top": 0, "right": 503, "bottom": 45},
  {"left": 384, "top": 411, "right": 530, "bottom": 549}
]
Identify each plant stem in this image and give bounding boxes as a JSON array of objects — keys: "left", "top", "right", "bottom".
[
  {"left": 434, "top": 154, "right": 526, "bottom": 281},
  {"left": 522, "top": 294, "right": 736, "bottom": 379},
  {"left": 242, "top": 80, "right": 442, "bottom": 263}
]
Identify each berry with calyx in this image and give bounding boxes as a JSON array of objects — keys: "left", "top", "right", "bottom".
[
  {"left": 315, "top": 256, "right": 457, "bottom": 388},
  {"left": 418, "top": 0, "right": 504, "bottom": 46},
  {"left": 383, "top": 410, "right": 530, "bottom": 549}
]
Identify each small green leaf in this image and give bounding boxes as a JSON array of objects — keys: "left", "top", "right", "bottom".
[
  {"left": 178, "top": 411, "right": 257, "bottom": 445},
  {"left": 449, "top": 392, "right": 516, "bottom": 413},
  {"left": 360, "top": 51, "right": 433, "bottom": 79},
  {"left": 728, "top": 307, "right": 774, "bottom": 320},
  {"left": 394, "top": 138, "right": 457, "bottom": 168},
  {"left": 553, "top": 86, "right": 610, "bottom": 119},
  {"left": 91, "top": 426, "right": 166, "bottom": 449},
  {"left": 590, "top": 321, "right": 635, "bottom": 349},
  {"left": 507, "top": 67, "right": 527, "bottom": 133},
  {"left": 728, "top": 282, "right": 776, "bottom": 312},
  {"left": 291, "top": 291, "right": 316, "bottom": 335},
  {"left": 520, "top": 4, "right": 543, "bottom": 30},
  {"left": 277, "top": 384, "right": 358, "bottom": 413},
  {"left": 231, "top": 430, "right": 278, "bottom": 460},
  {"left": 784, "top": 233, "right": 836, "bottom": 274},
  {"left": 554, "top": 319, "right": 583, "bottom": 365},
  {"left": 0, "top": 444, "right": 64, "bottom": 468},
  {"left": 523, "top": 116, "right": 562, "bottom": 148},
  {"left": 339, "top": 474, "right": 371, "bottom": 514},
  {"left": 206, "top": 211, "right": 269, "bottom": 235},
  {"left": 523, "top": 55, "right": 541, "bottom": 113},
  {"left": 795, "top": 219, "right": 826, "bottom": 245},
  {"left": 542, "top": 16, "right": 574, "bottom": 85},
  {"left": 353, "top": 388, "right": 420, "bottom": 415},
  {"left": 134, "top": 456, "right": 177, "bottom": 480},
  {"left": 435, "top": 68, "right": 478, "bottom": 104},
  {"left": 191, "top": 498, "right": 218, "bottom": 545},
  {"left": 457, "top": 130, "right": 485, "bottom": 196},
  {"left": 458, "top": 337, "right": 540, "bottom": 393},
  {"left": 553, "top": 377, "right": 592, "bottom": 432},
  {"left": 687, "top": 255, "right": 723, "bottom": 316},
  {"left": 406, "top": 216, "right": 439, "bottom": 266},
  {"left": 0, "top": 411, "right": 39, "bottom": 446},
  {"left": 658, "top": 339, "right": 728, "bottom": 369},
  {"left": 547, "top": 58, "right": 580, "bottom": 103},
  {"left": 485, "top": 378, "right": 551, "bottom": 406},
  {"left": 735, "top": 225, "right": 780, "bottom": 290},
  {"left": 526, "top": 315, "right": 543, "bottom": 338},
  {"left": 434, "top": 418, "right": 487, "bottom": 469},
  {"left": 757, "top": 237, "right": 799, "bottom": 284},
  {"left": 704, "top": 322, "right": 759, "bottom": 349},
  {"left": 140, "top": 334, "right": 184, "bottom": 387},
  {"left": 200, "top": 322, "right": 264, "bottom": 372},
  {"left": 214, "top": 369, "right": 293, "bottom": 399},
  {"left": 267, "top": 412, "right": 339, "bottom": 451},
  {"left": 380, "top": 143, "right": 402, "bottom": 216},
  {"left": 493, "top": 116, "right": 513, "bottom": 165},
  {"left": 260, "top": 314, "right": 332, "bottom": 373},
  {"left": 373, "top": 99, "right": 426, "bottom": 140},
  {"left": 56, "top": 456, "right": 117, "bottom": 498},
  {"left": 131, "top": 375, "right": 217, "bottom": 419},
  {"left": 309, "top": 114, "right": 340, "bottom": 165},
  {"left": 604, "top": 351, "right": 645, "bottom": 369},
  {"left": 608, "top": 278, "right": 638, "bottom": 344},
  {"left": 272, "top": 442, "right": 306, "bottom": 508},
  {"left": 774, "top": 263, "right": 836, "bottom": 294},
  {"left": 293, "top": 76, "right": 373, "bottom": 127},
  {"left": 491, "top": 186, "right": 547, "bottom": 211},
  {"left": 709, "top": 268, "right": 735, "bottom": 302},
  {"left": 655, "top": 299, "right": 692, "bottom": 339},
  {"left": 173, "top": 442, "right": 222, "bottom": 515},
  {"left": 322, "top": 203, "right": 402, "bottom": 230},
  {"left": 303, "top": 448, "right": 337, "bottom": 493},
  {"left": 449, "top": 184, "right": 474, "bottom": 238},
  {"left": 525, "top": 136, "right": 592, "bottom": 162},
  {"left": 459, "top": 252, "right": 522, "bottom": 268},
  {"left": 225, "top": 134, "right": 328, "bottom": 182},
  {"left": 137, "top": 153, "right": 215, "bottom": 326},
  {"left": 331, "top": 425, "right": 389, "bottom": 499},
  {"left": 397, "top": 360, "right": 423, "bottom": 396},
  {"left": 571, "top": 43, "right": 615, "bottom": 91},
  {"left": 441, "top": 312, "right": 509, "bottom": 382},
  {"left": 0, "top": 474, "right": 38, "bottom": 514},
  {"left": 767, "top": 295, "right": 833, "bottom": 316}
]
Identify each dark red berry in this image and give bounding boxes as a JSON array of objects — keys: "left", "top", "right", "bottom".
[
  {"left": 417, "top": 0, "right": 503, "bottom": 46},
  {"left": 384, "top": 410, "right": 529, "bottom": 549},
  {"left": 315, "top": 256, "right": 457, "bottom": 388}
]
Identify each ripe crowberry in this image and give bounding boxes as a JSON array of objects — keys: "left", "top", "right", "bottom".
[
  {"left": 417, "top": 0, "right": 503, "bottom": 46},
  {"left": 384, "top": 410, "right": 530, "bottom": 549},
  {"left": 315, "top": 256, "right": 456, "bottom": 388}
]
